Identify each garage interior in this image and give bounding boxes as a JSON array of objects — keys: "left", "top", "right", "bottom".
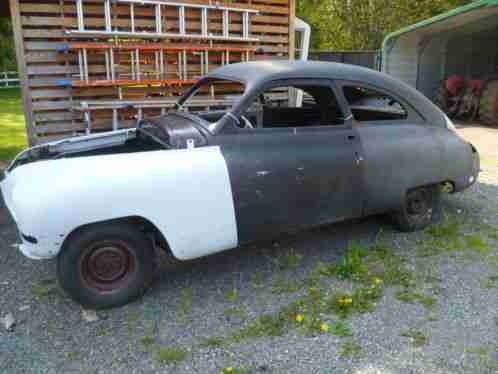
[{"left": 382, "top": 0, "right": 498, "bottom": 100}]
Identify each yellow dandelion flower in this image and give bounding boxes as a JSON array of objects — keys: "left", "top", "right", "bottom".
[
  {"left": 343, "top": 297, "right": 353, "bottom": 304},
  {"left": 295, "top": 314, "right": 305, "bottom": 323},
  {"left": 320, "top": 323, "right": 330, "bottom": 332}
]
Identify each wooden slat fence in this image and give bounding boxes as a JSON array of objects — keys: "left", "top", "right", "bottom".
[{"left": 10, "top": 0, "right": 295, "bottom": 145}]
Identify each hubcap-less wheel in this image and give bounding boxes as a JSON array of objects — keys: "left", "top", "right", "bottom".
[
  {"left": 80, "top": 241, "right": 136, "bottom": 292},
  {"left": 406, "top": 189, "right": 431, "bottom": 216},
  {"left": 391, "top": 186, "right": 440, "bottom": 233}
]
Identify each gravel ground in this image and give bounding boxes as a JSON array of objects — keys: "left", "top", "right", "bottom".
[{"left": 1, "top": 125, "right": 497, "bottom": 374}]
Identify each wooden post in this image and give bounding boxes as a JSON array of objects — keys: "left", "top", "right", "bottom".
[
  {"left": 288, "top": 0, "right": 296, "bottom": 61},
  {"left": 9, "top": 0, "right": 36, "bottom": 145}
]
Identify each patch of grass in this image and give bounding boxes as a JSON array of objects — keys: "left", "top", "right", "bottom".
[
  {"left": 462, "top": 235, "right": 490, "bottom": 256},
  {"left": 95, "top": 328, "right": 112, "bottom": 337},
  {"left": 226, "top": 288, "right": 239, "bottom": 303},
  {"left": 331, "top": 242, "right": 370, "bottom": 282},
  {"left": 233, "top": 314, "right": 286, "bottom": 342},
  {"left": 339, "top": 340, "right": 363, "bottom": 359},
  {"left": 127, "top": 312, "right": 143, "bottom": 334},
  {"left": 495, "top": 315, "right": 498, "bottom": 326},
  {"left": 325, "top": 285, "right": 383, "bottom": 319},
  {"left": 31, "top": 285, "right": 55, "bottom": 297},
  {"left": 220, "top": 367, "right": 254, "bottom": 374},
  {"left": 271, "top": 277, "right": 302, "bottom": 295},
  {"left": 202, "top": 337, "right": 225, "bottom": 348},
  {"left": 395, "top": 290, "right": 437, "bottom": 309},
  {"left": 331, "top": 320, "right": 353, "bottom": 337},
  {"left": 141, "top": 336, "right": 155, "bottom": 348},
  {"left": 480, "top": 275, "right": 498, "bottom": 289},
  {"left": 418, "top": 220, "right": 463, "bottom": 257},
  {"left": 0, "top": 88, "right": 27, "bottom": 162},
  {"left": 156, "top": 347, "right": 189, "bottom": 365},
  {"left": 177, "top": 287, "right": 193, "bottom": 321},
  {"left": 64, "top": 351, "right": 81, "bottom": 360},
  {"left": 224, "top": 306, "right": 248, "bottom": 321},
  {"left": 466, "top": 345, "right": 498, "bottom": 370},
  {"left": 283, "top": 252, "right": 304, "bottom": 270},
  {"left": 251, "top": 272, "right": 265, "bottom": 289},
  {"left": 401, "top": 329, "right": 430, "bottom": 347}
]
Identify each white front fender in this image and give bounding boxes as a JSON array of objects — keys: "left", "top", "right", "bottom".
[{"left": 1, "top": 146, "right": 239, "bottom": 260}]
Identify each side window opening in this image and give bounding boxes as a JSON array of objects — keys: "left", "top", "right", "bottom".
[
  {"left": 242, "top": 84, "right": 344, "bottom": 129},
  {"left": 343, "top": 86, "right": 408, "bottom": 122}
]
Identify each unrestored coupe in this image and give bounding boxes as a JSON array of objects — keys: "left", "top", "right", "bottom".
[{"left": 1, "top": 61, "right": 479, "bottom": 308}]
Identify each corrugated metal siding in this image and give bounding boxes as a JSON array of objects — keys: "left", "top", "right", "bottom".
[
  {"left": 383, "top": 3, "right": 498, "bottom": 99},
  {"left": 417, "top": 36, "right": 447, "bottom": 98},
  {"left": 383, "top": 34, "right": 419, "bottom": 88}
]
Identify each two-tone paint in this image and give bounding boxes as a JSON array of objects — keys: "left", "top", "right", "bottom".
[{"left": 0, "top": 61, "right": 480, "bottom": 262}]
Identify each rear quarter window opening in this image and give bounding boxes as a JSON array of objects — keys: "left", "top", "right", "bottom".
[{"left": 343, "top": 86, "right": 408, "bottom": 122}]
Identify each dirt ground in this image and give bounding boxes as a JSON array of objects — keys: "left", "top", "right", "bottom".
[{"left": 0, "top": 124, "right": 497, "bottom": 374}]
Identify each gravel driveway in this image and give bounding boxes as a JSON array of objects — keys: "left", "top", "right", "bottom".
[{"left": 1, "top": 125, "right": 497, "bottom": 374}]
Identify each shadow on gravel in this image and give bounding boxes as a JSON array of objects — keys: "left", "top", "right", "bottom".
[{"left": 0, "top": 181, "right": 497, "bottom": 374}]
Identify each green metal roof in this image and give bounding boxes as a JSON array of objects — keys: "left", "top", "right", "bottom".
[{"left": 382, "top": 0, "right": 498, "bottom": 51}]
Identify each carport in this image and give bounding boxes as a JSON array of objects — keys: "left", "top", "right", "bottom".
[{"left": 382, "top": 0, "right": 498, "bottom": 99}]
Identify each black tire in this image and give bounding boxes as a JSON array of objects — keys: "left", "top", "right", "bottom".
[
  {"left": 391, "top": 186, "right": 441, "bottom": 232},
  {"left": 479, "top": 80, "right": 498, "bottom": 127},
  {"left": 57, "top": 223, "right": 157, "bottom": 309}
]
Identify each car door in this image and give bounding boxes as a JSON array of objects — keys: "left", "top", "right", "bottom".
[
  {"left": 212, "top": 79, "right": 365, "bottom": 244},
  {"left": 337, "top": 81, "right": 444, "bottom": 215}
]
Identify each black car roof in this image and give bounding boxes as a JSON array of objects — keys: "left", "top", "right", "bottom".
[{"left": 207, "top": 61, "right": 445, "bottom": 127}]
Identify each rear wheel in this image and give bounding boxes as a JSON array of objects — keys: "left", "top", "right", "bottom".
[
  {"left": 391, "top": 186, "right": 440, "bottom": 232},
  {"left": 57, "top": 223, "right": 157, "bottom": 309},
  {"left": 479, "top": 80, "right": 498, "bottom": 127}
]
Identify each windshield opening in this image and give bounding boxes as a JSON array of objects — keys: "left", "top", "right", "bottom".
[{"left": 177, "top": 78, "right": 246, "bottom": 121}]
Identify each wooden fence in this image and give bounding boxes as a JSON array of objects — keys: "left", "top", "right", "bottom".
[
  {"left": 10, "top": 0, "right": 295, "bottom": 145},
  {"left": 0, "top": 72, "right": 20, "bottom": 88}
]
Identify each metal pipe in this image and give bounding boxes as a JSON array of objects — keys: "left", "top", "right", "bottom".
[
  {"left": 243, "top": 12, "right": 249, "bottom": 40},
  {"left": 223, "top": 10, "right": 229, "bottom": 38},
  {"left": 112, "top": 109, "right": 119, "bottom": 131},
  {"left": 155, "top": 4, "right": 162, "bottom": 34},
  {"left": 82, "top": 48, "right": 89, "bottom": 82},
  {"left": 110, "top": 48, "right": 116, "bottom": 80},
  {"left": 105, "top": 50, "right": 111, "bottom": 80},
  {"left": 130, "top": 3, "right": 135, "bottom": 33},
  {"left": 104, "top": 0, "right": 112, "bottom": 32},
  {"left": 76, "top": 0, "right": 85, "bottom": 31},
  {"left": 78, "top": 50, "right": 84, "bottom": 80},
  {"left": 160, "top": 49, "right": 165, "bottom": 79},
  {"left": 183, "top": 50, "right": 187, "bottom": 80},
  {"left": 179, "top": 6, "right": 186, "bottom": 35},
  {"left": 117, "top": 0, "right": 258, "bottom": 14},
  {"left": 135, "top": 49, "right": 141, "bottom": 81},
  {"left": 201, "top": 8, "right": 208, "bottom": 37},
  {"left": 130, "top": 51, "right": 135, "bottom": 79},
  {"left": 66, "top": 29, "right": 260, "bottom": 42}
]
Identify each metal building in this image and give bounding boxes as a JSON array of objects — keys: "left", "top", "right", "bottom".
[{"left": 382, "top": 0, "right": 498, "bottom": 99}]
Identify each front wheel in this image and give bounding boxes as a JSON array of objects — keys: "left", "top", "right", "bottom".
[
  {"left": 57, "top": 223, "right": 157, "bottom": 309},
  {"left": 391, "top": 186, "right": 440, "bottom": 232}
]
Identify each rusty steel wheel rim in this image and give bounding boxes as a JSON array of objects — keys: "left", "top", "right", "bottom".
[{"left": 80, "top": 241, "right": 136, "bottom": 292}]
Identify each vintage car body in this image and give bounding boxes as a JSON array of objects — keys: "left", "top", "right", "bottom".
[{"left": 0, "top": 61, "right": 480, "bottom": 308}]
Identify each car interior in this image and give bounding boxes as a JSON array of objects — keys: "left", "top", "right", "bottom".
[
  {"left": 343, "top": 86, "right": 408, "bottom": 122},
  {"left": 240, "top": 85, "right": 346, "bottom": 129}
]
